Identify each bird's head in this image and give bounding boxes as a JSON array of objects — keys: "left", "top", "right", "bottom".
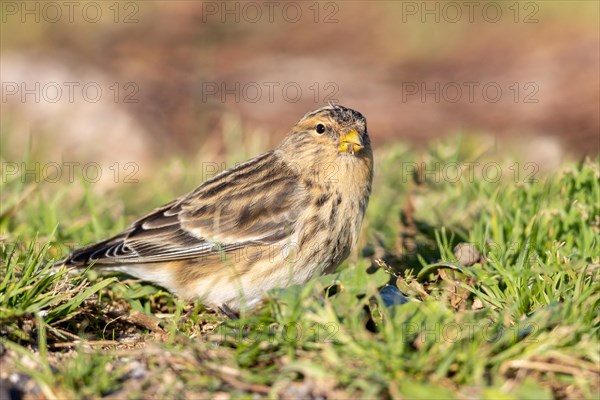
[
  {"left": 277, "top": 104, "right": 373, "bottom": 189},
  {"left": 279, "top": 104, "right": 371, "bottom": 161}
]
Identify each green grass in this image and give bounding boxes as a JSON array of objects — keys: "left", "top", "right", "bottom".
[{"left": 1, "top": 137, "right": 598, "bottom": 399}]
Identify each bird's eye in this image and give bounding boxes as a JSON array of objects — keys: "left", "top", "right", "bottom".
[{"left": 315, "top": 123, "right": 326, "bottom": 134}]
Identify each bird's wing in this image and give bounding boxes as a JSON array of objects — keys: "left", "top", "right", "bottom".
[{"left": 65, "top": 152, "right": 307, "bottom": 266}]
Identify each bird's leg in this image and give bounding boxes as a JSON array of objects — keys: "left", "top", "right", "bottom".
[{"left": 218, "top": 304, "right": 239, "bottom": 320}]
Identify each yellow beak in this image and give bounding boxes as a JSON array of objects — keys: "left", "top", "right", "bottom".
[{"left": 339, "top": 129, "right": 364, "bottom": 155}]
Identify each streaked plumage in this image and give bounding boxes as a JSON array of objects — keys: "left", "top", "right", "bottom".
[{"left": 61, "top": 105, "right": 373, "bottom": 312}]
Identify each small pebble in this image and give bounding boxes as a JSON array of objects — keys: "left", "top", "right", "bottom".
[
  {"left": 379, "top": 285, "right": 409, "bottom": 307},
  {"left": 453, "top": 243, "right": 481, "bottom": 266}
]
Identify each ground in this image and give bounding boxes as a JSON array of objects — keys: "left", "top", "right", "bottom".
[{"left": 1, "top": 136, "right": 598, "bottom": 399}]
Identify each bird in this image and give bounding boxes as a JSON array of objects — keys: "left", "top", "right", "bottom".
[{"left": 60, "top": 104, "right": 373, "bottom": 313}]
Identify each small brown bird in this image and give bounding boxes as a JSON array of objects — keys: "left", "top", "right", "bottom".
[{"left": 61, "top": 104, "right": 373, "bottom": 312}]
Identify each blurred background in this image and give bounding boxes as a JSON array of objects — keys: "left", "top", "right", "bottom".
[{"left": 1, "top": 0, "right": 598, "bottom": 185}]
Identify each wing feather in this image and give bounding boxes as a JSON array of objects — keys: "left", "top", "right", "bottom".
[{"left": 65, "top": 152, "right": 307, "bottom": 266}]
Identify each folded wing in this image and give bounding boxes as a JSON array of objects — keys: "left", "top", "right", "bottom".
[{"left": 64, "top": 152, "right": 306, "bottom": 266}]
